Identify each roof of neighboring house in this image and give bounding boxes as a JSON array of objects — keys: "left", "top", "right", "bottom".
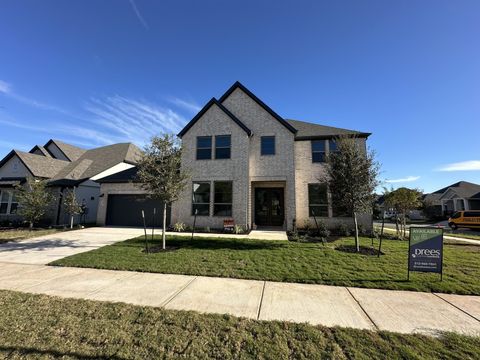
[
  {"left": 96, "top": 166, "right": 139, "bottom": 183},
  {"left": 44, "top": 139, "right": 86, "bottom": 161},
  {"left": 178, "top": 98, "right": 252, "bottom": 138},
  {"left": 430, "top": 181, "right": 480, "bottom": 199},
  {"left": 29, "top": 145, "right": 52, "bottom": 157},
  {"left": 0, "top": 150, "right": 70, "bottom": 179},
  {"left": 286, "top": 119, "right": 371, "bottom": 140},
  {"left": 52, "top": 143, "right": 142, "bottom": 181}
]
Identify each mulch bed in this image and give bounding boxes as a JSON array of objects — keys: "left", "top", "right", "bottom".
[
  {"left": 335, "top": 245, "right": 384, "bottom": 256},
  {"left": 143, "top": 245, "right": 180, "bottom": 254}
]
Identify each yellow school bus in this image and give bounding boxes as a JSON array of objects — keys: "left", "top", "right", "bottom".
[{"left": 448, "top": 210, "right": 480, "bottom": 230}]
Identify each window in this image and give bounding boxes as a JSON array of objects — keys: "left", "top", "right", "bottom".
[
  {"left": 308, "top": 184, "right": 328, "bottom": 217},
  {"left": 329, "top": 139, "right": 338, "bottom": 154},
  {"left": 196, "top": 136, "right": 212, "bottom": 160},
  {"left": 214, "top": 181, "right": 232, "bottom": 216},
  {"left": 0, "top": 190, "right": 8, "bottom": 214},
  {"left": 9, "top": 191, "right": 18, "bottom": 214},
  {"left": 311, "top": 140, "right": 325, "bottom": 163},
  {"left": 261, "top": 136, "right": 275, "bottom": 155},
  {"left": 0, "top": 190, "right": 17, "bottom": 215},
  {"left": 192, "top": 182, "right": 210, "bottom": 215},
  {"left": 215, "top": 135, "right": 231, "bottom": 159}
]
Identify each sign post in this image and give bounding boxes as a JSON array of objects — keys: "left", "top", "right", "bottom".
[{"left": 408, "top": 227, "right": 443, "bottom": 280}]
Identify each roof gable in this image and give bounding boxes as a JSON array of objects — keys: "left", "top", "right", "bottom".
[
  {"left": 178, "top": 98, "right": 252, "bottom": 138},
  {"left": 0, "top": 150, "right": 69, "bottom": 179},
  {"left": 432, "top": 181, "right": 480, "bottom": 199},
  {"left": 219, "top": 81, "right": 297, "bottom": 134},
  {"left": 44, "top": 139, "right": 86, "bottom": 161}
]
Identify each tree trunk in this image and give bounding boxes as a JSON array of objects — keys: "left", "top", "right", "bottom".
[
  {"left": 403, "top": 212, "right": 407, "bottom": 239},
  {"left": 29, "top": 221, "right": 33, "bottom": 230},
  {"left": 353, "top": 211, "right": 359, "bottom": 252},
  {"left": 70, "top": 215, "right": 74, "bottom": 229},
  {"left": 162, "top": 202, "right": 167, "bottom": 250},
  {"left": 378, "top": 211, "right": 385, "bottom": 257}
]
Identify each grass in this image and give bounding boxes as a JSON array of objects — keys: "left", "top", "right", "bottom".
[
  {"left": 375, "top": 225, "right": 480, "bottom": 241},
  {"left": 0, "top": 228, "right": 63, "bottom": 244},
  {"left": 1, "top": 290, "right": 479, "bottom": 359},
  {"left": 52, "top": 235, "right": 480, "bottom": 295}
]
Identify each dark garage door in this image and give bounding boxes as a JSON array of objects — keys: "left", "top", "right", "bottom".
[{"left": 106, "top": 194, "right": 171, "bottom": 227}]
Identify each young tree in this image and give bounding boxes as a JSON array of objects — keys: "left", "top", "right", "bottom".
[
  {"left": 387, "top": 187, "right": 422, "bottom": 238},
  {"left": 324, "top": 136, "right": 380, "bottom": 252},
  {"left": 136, "top": 134, "right": 188, "bottom": 250},
  {"left": 15, "top": 177, "right": 55, "bottom": 229},
  {"left": 63, "top": 188, "right": 82, "bottom": 229}
]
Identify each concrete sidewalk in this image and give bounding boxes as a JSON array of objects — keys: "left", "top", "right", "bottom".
[
  {"left": 0, "top": 262, "right": 479, "bottom": 336},
  {"left": 379, "top": 226, "right": 480, "bottom": 245}
]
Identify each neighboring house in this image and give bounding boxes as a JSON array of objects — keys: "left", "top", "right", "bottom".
[
  {"left": 168, "top": 81, "right": 372, "bottom": 231},
  {"left": 424, "top": 181, "right": 480, "bottom": 218},
  {"left": 96, "top": 167, "right": 171, "bottom": 227},
  {"left": 0, "top": 139, "right": 141, "bottom": 226}
]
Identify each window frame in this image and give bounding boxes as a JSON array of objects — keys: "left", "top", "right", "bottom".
[
  {"left": 214, "top": 135, "right": 231, "bottom": 160},
  {"left": 196, "top": 136, "right": 212, "bottom": 160},
  {"left": 260, "top": 136, "right": 275, "bottom": 156},
  {"left": 328, "top": 139, "right": 338, "bottom": 154},
  {"left": 192, "top": 181, "right": 211, "bottom": 216},
  {"left": 213, "top": 181, "right": 233, "bottom": 217},
  {"left": 0, "top": 189, "right": 17, "bottom": 215},
  {"left": 311, "top": 140, "right": 326, "bottom": 163},
  {"left": 308, "top": 183, "right": 329, "bottom": 217}
]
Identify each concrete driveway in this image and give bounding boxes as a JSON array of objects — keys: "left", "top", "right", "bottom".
[{"left": 0, "top": 227, "right": 144, "bottom": 265}]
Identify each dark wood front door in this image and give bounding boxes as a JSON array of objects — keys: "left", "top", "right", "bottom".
[{"left": 254, "top": 188, "right": 284, "bottom": 227}]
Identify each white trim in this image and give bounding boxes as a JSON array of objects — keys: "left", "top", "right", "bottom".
[{"left": 90, "top": 162, "right": 135, "bottom": 181}]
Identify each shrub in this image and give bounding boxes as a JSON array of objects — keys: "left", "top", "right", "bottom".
[
  {"left": 336, "top": 223, "right": 352, "bottom": 237},
  {"left": 233, "top": 224, "right": 244, "bottom": 234},
  {"left": 173, "top": 222, "right": 186, "bottom": 232}
]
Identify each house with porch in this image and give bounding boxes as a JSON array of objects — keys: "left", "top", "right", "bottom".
[
  {"left": 170, "top": 81, "right": 372, "bottom": 231},
  {"left": 424, "top": 181, "right": 480, "bottom": 218},
  {"left": 0, "top": 139, "right": 141, "bottom": 226}
]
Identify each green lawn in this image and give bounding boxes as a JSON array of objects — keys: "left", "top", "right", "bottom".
[
  {"left": 52, "top": 235, "right": 480, "bottom": 295},
  {"left": 1, "top": 290, "right": 479, "bottom": 359},
  {"left": 0, "top": 228, "right": 63, "bottom": 244}
]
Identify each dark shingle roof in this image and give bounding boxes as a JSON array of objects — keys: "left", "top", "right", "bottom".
[
  {"left": 45, "top": 139, "right": 86, "bottom": 161},
  {"left": 286, "top": 119, "right": 371, "bottom": 140},
  {"left": 29, "top": 145, "right": 52, "bottom": 157},
  {"left": 52, "top": 143, "right": 142, "bottom": 180},
  {"left": 431, "top": 181, "right": 480, "bottom": 199},
  {"left": 97, "top": 166, "right": 139, "bottom": 183},
  {"left": 14, "top": 151, "right": 69, "bottom": 178}
]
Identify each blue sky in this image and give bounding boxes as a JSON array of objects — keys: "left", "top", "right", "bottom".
[{"left": 0, "top": 0, "right": 479, "bottom": 193}]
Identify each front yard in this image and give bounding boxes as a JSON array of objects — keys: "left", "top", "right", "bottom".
[
  {"left": 52, "top": 235, "right": 480, "bottom": 295},
  {"left": 1, "top": 290, "right": 479, "bottom": 359},
  {"left": 0, "top": 228, "right": 63, "bottom": 244}
]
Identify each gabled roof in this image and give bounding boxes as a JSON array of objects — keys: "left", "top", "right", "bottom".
[
  {"left": 0, "top": 150, "right": 70, "bottom": 179},
  {"left": 97, "top": 166, "right": 139, "bottom": 183},
  {"left": 286, "top": 119, "right": 371, "bottom": 140},
  {"left": 29, "top": 145, "right": 52, "bottom": 157},
  {"left": 178, "top": 98, "right": 252, "bottom": 138},
  {"left": 431, "top": 181, "right": 480, "bottom": 199},
  {"left": 219, "top": 81, "right": 297, "bottom": 134},
  {"left": 52, "top": 143, "right": 142, "bottom": 181},
  {"left": 44, "top": 139, "right": 86, "bottom": 161}
]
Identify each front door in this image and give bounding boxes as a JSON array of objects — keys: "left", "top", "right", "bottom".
[{"left": 254, "top": 188, "right": 284, "bottom": 227}]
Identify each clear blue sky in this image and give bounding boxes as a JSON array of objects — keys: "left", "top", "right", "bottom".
[{"left": 1, "top": 0, "right": 479, "bottom": 193}]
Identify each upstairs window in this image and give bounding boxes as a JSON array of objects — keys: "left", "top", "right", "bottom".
[
  {"left": 261, "top": 136, "right": 275, "bottom": 155},
  {"left": 329, "top": 139, "right": 338, "bottom": 154},
  {"left": 196, "top": 136, "right": 212, "bottom": 160},
  {"left": 192, "top": 182, "right": 210, "bottom": 216},
  {"left": 308, "top": 184, "right": 328, "bottom": 217},
  {"left": 311, "top": 140, "right": 325, "bottom": 163},
  {"left": 213, "top": 181, "right": 233, "bottom": 216},
  {"left": 215, "top": 135, "right": 231, "bottom": 159}
]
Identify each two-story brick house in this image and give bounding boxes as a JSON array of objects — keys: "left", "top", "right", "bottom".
[{"left": 171, "top": 81, "right": 372, "bottom": 231}]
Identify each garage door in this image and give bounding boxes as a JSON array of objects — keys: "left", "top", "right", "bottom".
[{"left": 106, "top": 194, "right": 171, "bottom": 227}]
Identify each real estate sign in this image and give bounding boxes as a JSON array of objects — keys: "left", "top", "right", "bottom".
[{"left": 408, "top": 227, "right": 443, "bottom": 279}]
